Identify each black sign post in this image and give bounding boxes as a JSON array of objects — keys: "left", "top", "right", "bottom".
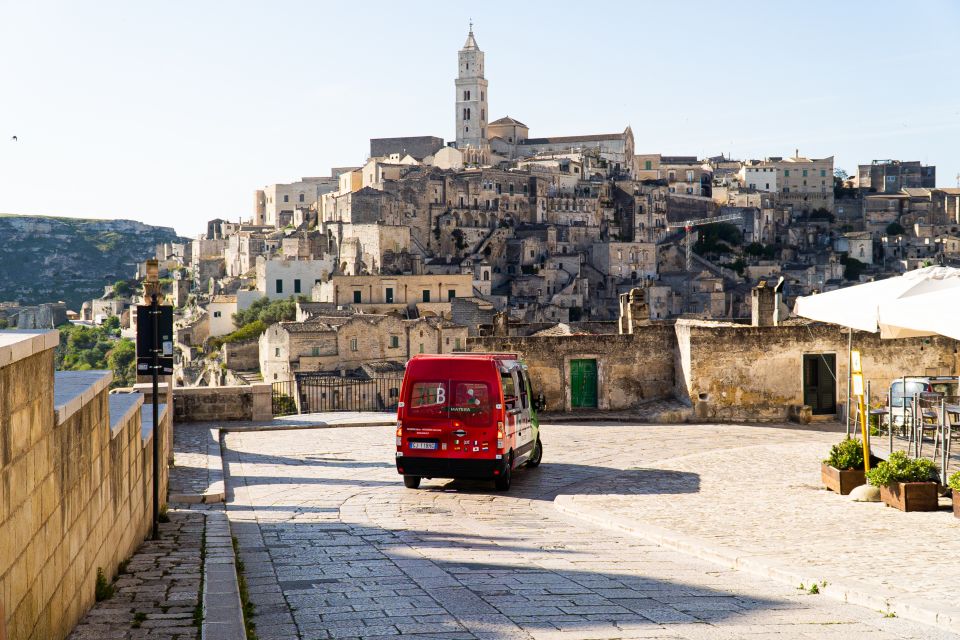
[{"left": 137, "top": 298, "right": 173, "bottom": 540}]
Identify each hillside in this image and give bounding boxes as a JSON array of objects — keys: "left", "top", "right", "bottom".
[{"left": 0, "top": 214, "right": 187, "bottom": 310}]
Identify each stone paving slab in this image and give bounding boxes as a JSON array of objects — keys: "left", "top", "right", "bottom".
[
  {"left": 171, "top": 426, "right": 224, "bottom": 504},
  {"left": 67, "top": 511, "right": 204, "bottom": 640},
  {"left": 219, "top": 422, "right": 958, "bottom": 639},
  {"left": 554, "top": 430, "right": 960, "bottom": 635}
]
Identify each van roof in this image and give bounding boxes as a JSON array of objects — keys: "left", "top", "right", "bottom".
[{"left": 409, "top": 353, "right": 519, "bottom": 361}]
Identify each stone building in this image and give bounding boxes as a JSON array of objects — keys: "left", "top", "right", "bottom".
[
  {"left": 313, "top": 274, "right": 474, "bottom": 316},
  {"left": 858, "top": 160, "right": 935, "bottom": 193},
  {"left": 255, "top": 256, "right": 335, "bottom": 300}
]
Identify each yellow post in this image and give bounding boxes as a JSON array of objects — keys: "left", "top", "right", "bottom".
[{"left": 859, "top": 393, "right": 870, "bottom": 472}]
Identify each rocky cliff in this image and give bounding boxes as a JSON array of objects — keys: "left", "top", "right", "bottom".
[{"left": 0, "top": 214, "right": 187, "bottom": 310}]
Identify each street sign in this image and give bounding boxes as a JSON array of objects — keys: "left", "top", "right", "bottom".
[{"left": 136, "top": 304, "right": 174, "bottom": 375}]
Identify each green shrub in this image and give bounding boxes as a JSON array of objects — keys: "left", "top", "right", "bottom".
[
  {"left": 866, "top": 451, "right": 939, "bottom": 487},
  {"left": 948, "top": 471, "right": 960, "bottom": 492},
  {"left": 824, "top": 438, "right": 864, "bottom": 470},
  {"left": 209, "top": 320, "right": 267, "bottom": 351},
  {"left": 95, "top": 567, "right": 114, "bottom": 601}
]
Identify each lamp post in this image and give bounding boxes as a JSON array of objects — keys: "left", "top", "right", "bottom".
[{"left": 144, "top": 259, "right": 161, "bottom": 541}]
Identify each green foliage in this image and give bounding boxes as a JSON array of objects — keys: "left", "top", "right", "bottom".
[
  {"left": 273, "top": 394, "right": 297, "bottom": 417},
  {"left": 808, "top": 208, "right": 835, "bottom": 223},
  {"left": 842, "top": 256, "right": 866, "bottom": 281},
  {"left": 102, "top": 315, "right": 121, "bottom": 336},
  {"left": 824, "top": 438, "right": 865, "bottom": 471},
  {"left": 209, "top": 320, "right": 267, "bottom": 351},
  {"left": 693, "top": 223, "right": 742, "bottom": 256},
  {"left": 57, "top": 323, "right": 136, "bottom": 387},
  {"left": 866, "top": 451, "right": 939, "bottom": 487},
  {"left": 132, "top": 611, "right": 147, "bottom": 628},
  {"left": 0, "top": 317, "right": 7, "bottom": 329},
  {"left": 886, "top": 222, "right": 906, "bottom": 236},
  {"left": 727, "top": 259, "right": 746, "bottom": 275},
  {"left": 95, "top": 567, "right": 114, "bottom": 602},
  {"left": 948, "top": 471, "right": 960, "bottom": 492},
  {"left": 112, "top": 279, "right": 134, "bottom": 298},
  {"left": 232, "top": 297, "right": 298, "bottom": 329},
  {"left": 452, "top": 229, "right": 467, "bottom": 251}
]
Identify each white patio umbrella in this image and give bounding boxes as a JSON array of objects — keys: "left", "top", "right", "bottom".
[
  {"left": 794, "top": 266, "right": 960, "bottom": 333},
  {"left": 879, "top": 286, "right": 960, "bottom": 340},
  {"left": 794, "top": 265, "right": 960, "bottom": 435}
]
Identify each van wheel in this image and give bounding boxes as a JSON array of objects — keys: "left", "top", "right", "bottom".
[
  {"left": 495, "top": 455, "right": 512, "bottom": 491},
  {"left": 527, "top": 436, "right": 543, "bottom": 468},
  {"left": 403, "top": 475, "right": 421, "bottom": 489}
]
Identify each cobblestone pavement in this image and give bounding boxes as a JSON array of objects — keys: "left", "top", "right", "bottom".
[
  {"left": 171, "top": 425, "right": 224, "bottom": 502},
  {"left": 67, "top": 511, "right": 204, "bottom": 640},
  {"left": 223, "top": 422, "right": 958, "bottom": 640},
  {"left": 557, "top": 428, "right": 960, "bottom": 633}
]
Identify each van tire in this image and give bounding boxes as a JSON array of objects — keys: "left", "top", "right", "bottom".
[
  {"left": 494, "top": 455, "right": 513, "bottom": 491},
  {"left": 527, "top": 436, "right": 543, "bottom": 468},
  {"left": 403, "top": 475, "right": 421, "bottom": 489}
]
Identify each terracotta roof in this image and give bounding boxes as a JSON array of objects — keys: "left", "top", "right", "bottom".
[
  {"left": 521, "top": 133, "right": 624, "bottom": 145},
  {"left": 489, "top": 116, "right": 528, "bottom": 128}
]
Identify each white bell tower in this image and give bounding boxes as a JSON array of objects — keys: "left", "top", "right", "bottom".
[{"left": 455, "top": 23, "right": 488, "bottom": 152}]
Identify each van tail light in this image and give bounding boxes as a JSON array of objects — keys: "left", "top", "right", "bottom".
[
  {"left": 497, "top": 423, "right": 504, "bottom": 449},
  {"left": 396, "top": 423, "right": 403, "bottom": 446}
]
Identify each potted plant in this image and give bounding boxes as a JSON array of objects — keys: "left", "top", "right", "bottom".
[
  {"left": 948, "top": 471, "right": 960, "bottom": 519},
  {"left": 865, "top": 451, "right": 940, "bottom": 512},
  {"left": 822, "top": 438, "right": 866, "bottom": 495}
]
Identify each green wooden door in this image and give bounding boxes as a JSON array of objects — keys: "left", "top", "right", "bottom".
[
  {"left": 802, "top": 354, "right": 836, "bottom": 415},
  {"left": 570, "top": 359, "right": 598, "bottom": 408}
]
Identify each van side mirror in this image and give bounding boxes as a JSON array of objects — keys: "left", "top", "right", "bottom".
[{"left": 534, "top": 393, "right": 547, "bottom": 412}]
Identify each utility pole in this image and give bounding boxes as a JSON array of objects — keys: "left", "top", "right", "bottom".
[{"left": 145, "top": 259, "right": 161, "bottom": 541}]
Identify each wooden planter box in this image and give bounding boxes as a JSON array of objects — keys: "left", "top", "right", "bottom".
[
  {"left": 879, "top": 482, "right": 939, "bottom": 512},
  {"left": 821, "top": 462, "right": 865, "bottom": 495},
  {"left": 953, "top": 493, "right": 960, "bottom": 519}
]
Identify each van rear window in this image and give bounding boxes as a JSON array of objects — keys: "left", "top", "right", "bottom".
[
  {"left": 450, "top": 382, "right": 491, "bottom": 425},
  {"left": 409, "top": 381, "right": 447, "bottom": 417},
  {"left": 406, "top": 380, "right": 491, "bottom": 424}
]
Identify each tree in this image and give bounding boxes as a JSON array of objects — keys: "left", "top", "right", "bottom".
[
  {"left": 106, "top": 339, "right": 136, "bottom": 387},
  {"left": 886, "top": 222, "right": 906, "bottom": 236},
  {"left": 112, "top": 279, "right": 134, "bottom": 298},
  {"left": 843, "top": 256, "right": 866, "bottom": 281}
]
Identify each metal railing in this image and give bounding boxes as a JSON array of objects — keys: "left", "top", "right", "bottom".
[{"left": 272, "top": 374, "right": 404, "bottom": 417}]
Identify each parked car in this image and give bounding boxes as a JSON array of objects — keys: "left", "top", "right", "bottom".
[{"left": 889, "top": 376, "right": 959, "bottom": 427}]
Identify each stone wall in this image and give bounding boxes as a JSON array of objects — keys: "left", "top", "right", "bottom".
[
  {"left": 676, "top": 320, "right": 959, "bottom": 421},
  {"left": 223, "top": 340, "right": 259, "bottom": 371},
  {"left": 1, "top": 333, "right": 168, "bottom": 640},
  {"left": 172, "top": 384, "right": 272, "bottom": 422},
  {"left": 467, "top": 324, "right": 676, "bottom": 411}
]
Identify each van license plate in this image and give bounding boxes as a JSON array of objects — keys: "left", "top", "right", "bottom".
[{"left": 409, "top": 441, "right": 438, "bottom": 450}]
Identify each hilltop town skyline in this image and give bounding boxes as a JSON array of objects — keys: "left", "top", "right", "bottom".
[{"left": 1, "top": 1, "right": 959, "bottom": 236}]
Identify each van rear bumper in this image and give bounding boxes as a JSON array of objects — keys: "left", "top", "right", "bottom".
[{"left": 397, "top": 455, "right": 505, "bottom": 479}]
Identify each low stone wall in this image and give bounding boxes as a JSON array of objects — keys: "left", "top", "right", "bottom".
[
  {"left": 172, "top": 383, "right": 273, "bottom": 422},
  {"left": 1, "top": 333, "right": 168, "bottom": 640},
  {"left": 467, "top": 324, "right": 676, "bottom": 411},
  {"left": 223, "top": 339, "right": 259, "bottom": 371}
]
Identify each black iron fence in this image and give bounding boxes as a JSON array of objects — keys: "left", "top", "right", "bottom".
[{"left": 272, "top": 374, "right": 404, "bottom": 417}]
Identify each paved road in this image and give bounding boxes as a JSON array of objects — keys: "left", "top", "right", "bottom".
[{"left": 223, "top": 423, "right": 957, "bottom": 640}]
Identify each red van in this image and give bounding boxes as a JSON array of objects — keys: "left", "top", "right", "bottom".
[{"left": 395, "top": 353, "right": 544, "bottom": 491}]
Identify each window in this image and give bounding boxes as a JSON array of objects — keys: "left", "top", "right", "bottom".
[
  {"left": 213, "top": 311, "right": 221, "bottom": 318},
  {"left": 419, "top": 343, "right": 424, "bottom": 354},
  {"left": 803, "top": 169, "right": 808, "bottom": 177},
  {"left": 299, "top": 193, "right": 304, "bottom": 202},
  {"left": 350, "top": 338, "right": 358, "bottom": 351},
  {"left": 483, "top": 271, "right": 489, "bottom": 281},
  {"left": 645, "top": 160, "right": 652, "bottom": 170},
  {"left": 275, "top": 279, "right": 283, "bottom": 294},
  {"left": 422, "top": 290, "right": 431, "bottom": 302},
  {"left": 294, "top": 279, "right": 301, "bottom": 294},
  {"left": 784, "top": 169, "right": 790, "bottom": 177},
  {"left": 455, "top": 338, "right": 462, "bottom": 350},
  {"left": 311, "top": 346, "right": 320, "bottom": 356},
  {"left": 464, "top": 90, "right": 470, "bottom": 100},
  {"left": 686, "top": 170, "right": 694, "bottom": 182},
  {"left": 409, "top": 381, "right": 447, "bottom": 417},
  {"left": 501, "top": 371, "right": 517, "bottom": 409},
  {"left": 448, "top": 289, "right": 456, "bottom": 301},
  {"left": 353, "top": 290, "right": 362, "bottom": 303},
  {"left": 283, "top": 195, "right": 289, "bottom": 203},
  {"left": 274, "top": 348, "right": 280, "bottom": 357},
  {"left": 390, "top": 335, "right": 399, "bottom": 348},
  {"left": 820, "top": 170, "right": 826, "bottom": 177}
]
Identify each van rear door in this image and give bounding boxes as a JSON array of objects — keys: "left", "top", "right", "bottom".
[{"left": 405, "top": 378, "right": 497, "bottom": 455}]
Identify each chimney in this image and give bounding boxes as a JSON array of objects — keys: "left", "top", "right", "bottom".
[{"left": 751, "top": 277, "right": 784, "bottom": 327}]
